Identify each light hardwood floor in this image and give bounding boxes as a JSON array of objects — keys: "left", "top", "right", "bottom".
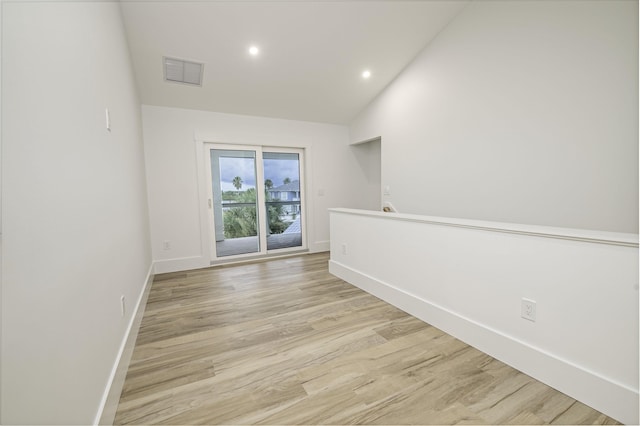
[{"left": 114, "top": 253, "right": 619, "bottom": 425}]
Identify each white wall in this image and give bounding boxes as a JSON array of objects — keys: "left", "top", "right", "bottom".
[
  {"left": 0, "top": 0, "right": 4, "bottom": 420},
  {"left": 350, "top": 138, "right": 381, "bottom": 211},
  {"left": 350, "top": 0, "right": 638, "bottom": 233},
  {"left": 2, "top": 2, "right": 152, "bottom": 424},
  {"left": 330, "top": 208, "right": 639, "bottom": 424},
  {"left": 142, "top": 105, "right": 366, "bottom": 273}
]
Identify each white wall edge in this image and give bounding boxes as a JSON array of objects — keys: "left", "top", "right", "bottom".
[
  {"left": 329, "top": 260, "right": 639, "bottom": 425},
  {"left": 349, "top": 135, "right": 381, "bottom": 146},
  {"left": 153, "top": 255, "right": 208, "bottom": 274},
  {"left": 94, "top": 263, "right": 155, "bottom": 426},
  {"left": 194, "top": 138, "right": 212, "bottom": 264},
  {"left": 329, "top": 208, "right": 639, "bottom": 248}
]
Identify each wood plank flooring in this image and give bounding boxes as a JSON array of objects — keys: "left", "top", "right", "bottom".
[{"left": 114, "top": 253, "right": 619, "bottom": 425}]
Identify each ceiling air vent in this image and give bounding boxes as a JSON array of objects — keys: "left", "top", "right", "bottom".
[{"left": 163, "top": 57, "right": 204, "bottom": 86}]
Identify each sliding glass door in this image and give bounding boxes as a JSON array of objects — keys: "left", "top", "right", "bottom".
[
  {"left": 263, "top": 151, "right": 302, "bottom": 251},
  {"left": 210, "top": 149, "right": 261, "bottom": 257},
  {"left": 207, "top": 145, "right": 305, "bottom": 260}
]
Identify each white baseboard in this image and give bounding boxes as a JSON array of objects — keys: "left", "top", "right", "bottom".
[
  {"left": 153, "top": 255, "right": 208, "bottom": 274},
  {"left": 154, "top": 246, "right": 329, "bottom": 275},
  {"left": 311, "top": 240, "right": 330, "bottom": 252},
  {"left": 329, "top": 260, "right": 639, "bottom": 425},
  {"left": 94, "top": 264, "right": 155, "bottom": 426}
]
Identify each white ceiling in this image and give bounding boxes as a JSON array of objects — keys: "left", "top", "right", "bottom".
[{"left": 120, "top": 1, "right": 468, "bottom": 124}]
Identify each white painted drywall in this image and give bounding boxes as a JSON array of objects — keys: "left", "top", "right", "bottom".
[
  {"left": 350, "top": 0, "right": 638, "bottom": 233},
  {"left": 350, "top": 138, "right": 382, "bottom": 211},
  {"left": 330, "top": 208, "right": 639, "bottom": 424},
  {"left": 0, "top": 0, "right": 3, "bottom": 420},
  {"left": 1, "top": 2, "right": 152, "bottom": 424},
  {"left": 142, "top": 105, "right": 366, "bottom": 273}
]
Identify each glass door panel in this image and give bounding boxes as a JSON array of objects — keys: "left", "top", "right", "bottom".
[
  {"left": 263, "top": 152, "right": 303, "bottom": 251},
  {"left": 210, "top": 149, "right": 260, "bottom": 257}
]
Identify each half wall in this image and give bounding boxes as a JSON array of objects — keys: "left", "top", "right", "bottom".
[{"left": 329, "top": 208, "right": 638, "bottom": 424}]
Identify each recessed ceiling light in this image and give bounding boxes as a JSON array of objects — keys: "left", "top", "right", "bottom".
[
  {"left": 249, "top": 46, "right": 259, "bottom": 56},
  {"left": 362, "top": 70, "right": 371, "bottom": 79}
]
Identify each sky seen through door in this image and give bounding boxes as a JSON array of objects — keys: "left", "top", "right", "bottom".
[{"left": 218, "top": 156, "right": 300, "bottom": 191}]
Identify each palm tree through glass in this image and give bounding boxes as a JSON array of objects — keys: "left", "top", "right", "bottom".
[{"left": 211, "top": 149, "right": 260, "bottom": 257}]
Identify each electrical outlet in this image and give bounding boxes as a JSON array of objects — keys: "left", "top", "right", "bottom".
[
  {"left": 521, "top": 298, "right": 536, "bottom": 322},
  {"left": 163, "top": 240, "right": 171, "bottom": 250},
  {"left": 341, "top": 243, "right": 348, "bottom": 255},
  {"left": 120, "top": 295, "right": 126, "bottom": 317}
]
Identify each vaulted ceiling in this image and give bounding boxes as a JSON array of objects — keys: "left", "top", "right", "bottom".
[{"left": 120, "top": 1, "right": 468, "bottom": 124}]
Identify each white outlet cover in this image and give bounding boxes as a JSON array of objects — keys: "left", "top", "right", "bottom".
[{"left": 521, "top": 298, "right": 537, "bottom": 322}]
